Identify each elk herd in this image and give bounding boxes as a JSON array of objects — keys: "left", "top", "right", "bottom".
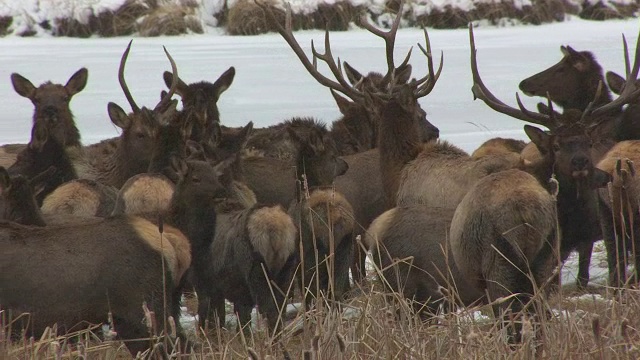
[{"left": 2, "top": 0, "right": 640, "bottom": 354}]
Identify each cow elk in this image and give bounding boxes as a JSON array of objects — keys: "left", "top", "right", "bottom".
[
  {"left": 365, "top": 206, "right": 485, "bottom": 316},
  {"left": 470, "top": 24, "right": 612, "bottom": 289},
  {"left": 11, "top": 67, "right": 88, "bottom": 148},
  {"left": 0, "top": 166, "right": 191, "bottom": 356},
  {"left": 168, "top": 158, "right": 296, "bottom": 336},
  {"left": 596, "top": 142, "right": 640, "bottom": 288},
  {"left": 162, "top": 66, "right": 235, "bottom": 149}
]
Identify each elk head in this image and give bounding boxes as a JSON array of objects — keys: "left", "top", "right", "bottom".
[
  {"left": 606, "top": 70, "right": 640, "bottom": 141},
  {"left": 470, "top": 24, "right": 611, "bottom": 191},
  {"left": 518, "top": 45, "right": 611, "bottom": 111},
  {"left": 258, "top": 0, "right": 441, "bottom": 150},
  {"left": 11, "top": 68, "right": 88, "bottom": 148},
  {"left": 0, "top": 166, "right": 55, "bottom": 226},
  {"left": 8, "top": 122, "right": 77, "bottom": 205},
  {"left": 162, "top": 67, "right": 235, "bottom": 146},
  {"left": 287, "top": 120, "right": 349, "bottom": 188},
  {"left": 107, "top": 40, "right": 180, "bottom": 179}
]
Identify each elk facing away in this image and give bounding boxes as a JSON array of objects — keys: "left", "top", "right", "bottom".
[{"left": 470, "top": 24, "right": 612, "bottom": 290}]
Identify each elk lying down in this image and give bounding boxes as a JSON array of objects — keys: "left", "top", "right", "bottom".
[
  {"left": 41, "top": 179, "right": 117, "bottom": 218},
  {"left": 365, "top": 206, "right": 485, "bottom": 315},
  {"left": 596, "top": 141, "right": 640, "bottom": 288},
  {"left": 0, "top": 167, "right": 191, "bottom": 356},
  {"left": 449, "top": 168, "right": 557, "bottom": 342},
  {"left": 168, "top": 159, "right": 297, "bottom": 335}
]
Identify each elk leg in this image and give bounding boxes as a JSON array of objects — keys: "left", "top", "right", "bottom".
[
  {"left": 576, "top": 241, "right": 594, "bottom": 289},
  {"left": 246, "top": 256, "right": 285, "bottom": 335},
  {"left": 333, "top": 234, "right": 354, "bottom": 302},
  {"left": 351, "top": 234, "right": 367, "bottom": 284},
  {"left": 234, "top": 302, "right": 253, "bottom": 334},
  {"left": 112, "top": 316, "right": 152, "bottom": 357}
]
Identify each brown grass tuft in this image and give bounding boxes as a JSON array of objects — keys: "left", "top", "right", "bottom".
[
  {"left": 227, "top": 0, "right": 285, "bottom": 36},
  {"left": 579, "top": 0, "right": 638, "bottom": 20},
  {"left": 139, "top": 4, "right": 203, "bottom": 36},
  {"left": 0, "top": 16, "right": 12, "bottom": 36}
]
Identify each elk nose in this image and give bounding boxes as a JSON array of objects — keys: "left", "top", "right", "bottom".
[
  {"left": 43, "top": 106, "right": 57, "bottom": 116},
  {"left": 572, "top": 157, "right": 590, "bottom": 170}
]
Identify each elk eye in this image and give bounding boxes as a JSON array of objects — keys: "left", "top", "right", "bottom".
[
  {"left": 136, "top": 132, "right": 146, "bottom": 139},
  {"left": 191, "top": 176, "right": 201, "bottom": 183},
  {"left": 553, "top": 143, "right": 560, "bottom": 152}
]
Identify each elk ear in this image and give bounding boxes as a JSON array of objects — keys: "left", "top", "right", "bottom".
[
  {"left": 160, "top": 90, "right": 168, "bottom": 100},
  {"left": 212, "top": 66, "right": 236, "bottom": 100},
  {"left": 107, "top": 102, "right": 131, "bottom": 130},
  {"left": 331, "top": 90, "right": 353, "bottom": 114},
  {"left": 344, "top": 62, "right": 363, "bottom": 86},
  {"left": 212, "top": 156, "right": 235, "bottom": 187},
  {"left": 65, "top": 67, "right": 88, "bottom": 96},
  {"left": 186, "top": 140, "right": 206, "bottom": 161},
  {"left": 523, "top": 125, "right": 551, "bottom": 155},
  {"left": 237, "top": 121, "right": 254, "bottom": 148},
  {"left": 606, "top": 71, "right": 625, "bottom": 95},
  {"left": 564, "top": 46, "right": 590, "bottom": 72},
  {"left": 394, "top": 64, "right": 413, "bottom": 84},
  {"left": 163, "top": 71, "right": 189, "bottom": 98},
  {"left": 307, "top": 130, "right": 325, "bottom": 154},
  {"left": 11, "top": 73, "right": 36, "bottom": 99},
  {"left": 170, "top": 156, "right": 189, "bottom": 182},
  {"left": 0, "top": 167, "right": 11, "bottom": 195},
  {"left": 181, "top": 118, "right": 194, "bottom": 140},
  {"left": 591, "top": 168, "right": 611, "bottom": 189}
]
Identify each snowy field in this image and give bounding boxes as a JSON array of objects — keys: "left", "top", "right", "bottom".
[{"left": 0, "top": 17, "right": 638, "bottom": 152}]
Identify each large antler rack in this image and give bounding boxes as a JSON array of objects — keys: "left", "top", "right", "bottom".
[
  {"left": 592, "top": 30, "right": 640, "bottom": 116},
  {"left": 469, "top": 24, "right": 558, "bottom": 130},
  {"left": 117, "top": 40, "right": 179, "bottom": 114},
  {"left": 257, "top": 1, "right": 363, "bottom": 100},
  {"left": 414, "top": 29, "right": 444, "bottom": 98}
]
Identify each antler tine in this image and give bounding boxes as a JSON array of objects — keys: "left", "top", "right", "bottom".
[
  {"left": 118, "top": 40, "right": 140, "bottom": 113},
  {"left": 414, "top": 28, "right": 444, "bottom": 98},
  {"left": 257, "top": 1, "right": 362, "bottom": 100},
  {"left": 546, "top": 91, "right": 557, "bottom": 122},
  {"left": 358, "top": 0, "right": 405, "bottom": 78},
  {"left": 580, "top": 80, "right": 603, "bottom": 124},
  {"left": 469, "top": 23, "right": 555, "bottom": 129},
  {"left": 154, "top": 46, "right": 179, "bottom": 113},
  {"left": 593, "top": 29, "right": 640, "bottom": 116}
]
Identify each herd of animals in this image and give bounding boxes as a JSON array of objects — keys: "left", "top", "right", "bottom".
[{"left": 2, "top": 0, "right": 640, "bottom": 354}]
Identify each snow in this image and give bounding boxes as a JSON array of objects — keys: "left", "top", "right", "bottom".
[{"left": 0, "top": 17, "right": 638, "bottom": 150}]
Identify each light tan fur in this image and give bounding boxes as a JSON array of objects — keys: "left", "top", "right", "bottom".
[
  {"left": 471, "top": 138, "right": 526, "bottom": 159},
  {"left": 397, "top": 141, "right": 521, "bottom": 208},
  {"left": 0, "top": 147, "right": 17, "bottom": 168},
  {"left": 247, "top": 206, "right": 297, "bottom": 275},
  {"left": 449, "top": 169, "right": 557, "bottom": 292},
  {"left": 597, "top": 140, "right": 640, "bottom": 224},
  {"left": 232, "top": 180, "right": 257, "bottom": 208},
  {"left": 42, "top": 181, "right": 100, "bottom": 217},
  {"left": 363, "top": 207, "right": 398, "bottom": 251},
  {"left": 114, "top": 174, "right": 175, "bottom": 216},
  {"left": 520, "top": 142, "right": 543, "bottom": 164},
  {"left": 304, "top": 189, "right": 355, "bottom": 250},
  {"left": 129, "top": 216, "right": 191, "bottom": 283}
]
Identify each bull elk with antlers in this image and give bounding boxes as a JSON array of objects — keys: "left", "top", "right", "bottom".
[{"left": 468, "top": 24, "right": 612, "bottom": 290}]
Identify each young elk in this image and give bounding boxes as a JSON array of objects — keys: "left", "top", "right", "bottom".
[
  {"left": 162, "top": 66, "right": 235, "bottom": 150},
  {"left": 10, "top": 67, "right": 88, "bottom": 148},
  {"left": 0, "top": 166, "right": 191, "bottom": 356},
  {"left": 596, "top": 142, "right": 640, "bottom": 288},
  {"left": 470, "top": 24, "right": 612, "bottom": 290},
  {"left": 168, "top": 158, "right": 296, "bottom": 335},
  {"left": 365, "top": 206, "right": 485, "bottom": 316},
  {"left": 284, "top": 126, "right": 355, "bottom": 305}
]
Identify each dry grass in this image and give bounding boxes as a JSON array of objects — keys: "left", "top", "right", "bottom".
[
  {"left": 4, "top": 282, "right": 640, "bottom": 359},
  {"left": 579, "top": 0, "right": 639, "bottom": 21},
  {"left": 413, "top": 0, "right": 579, "bottom": 29},
  {"left": 139, "top": 4, "right": 203, "bottom": 36}
]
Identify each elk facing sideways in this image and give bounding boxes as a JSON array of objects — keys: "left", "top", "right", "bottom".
[{"left": 0, "top": 166, "right": 191, "bottom": 356}]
